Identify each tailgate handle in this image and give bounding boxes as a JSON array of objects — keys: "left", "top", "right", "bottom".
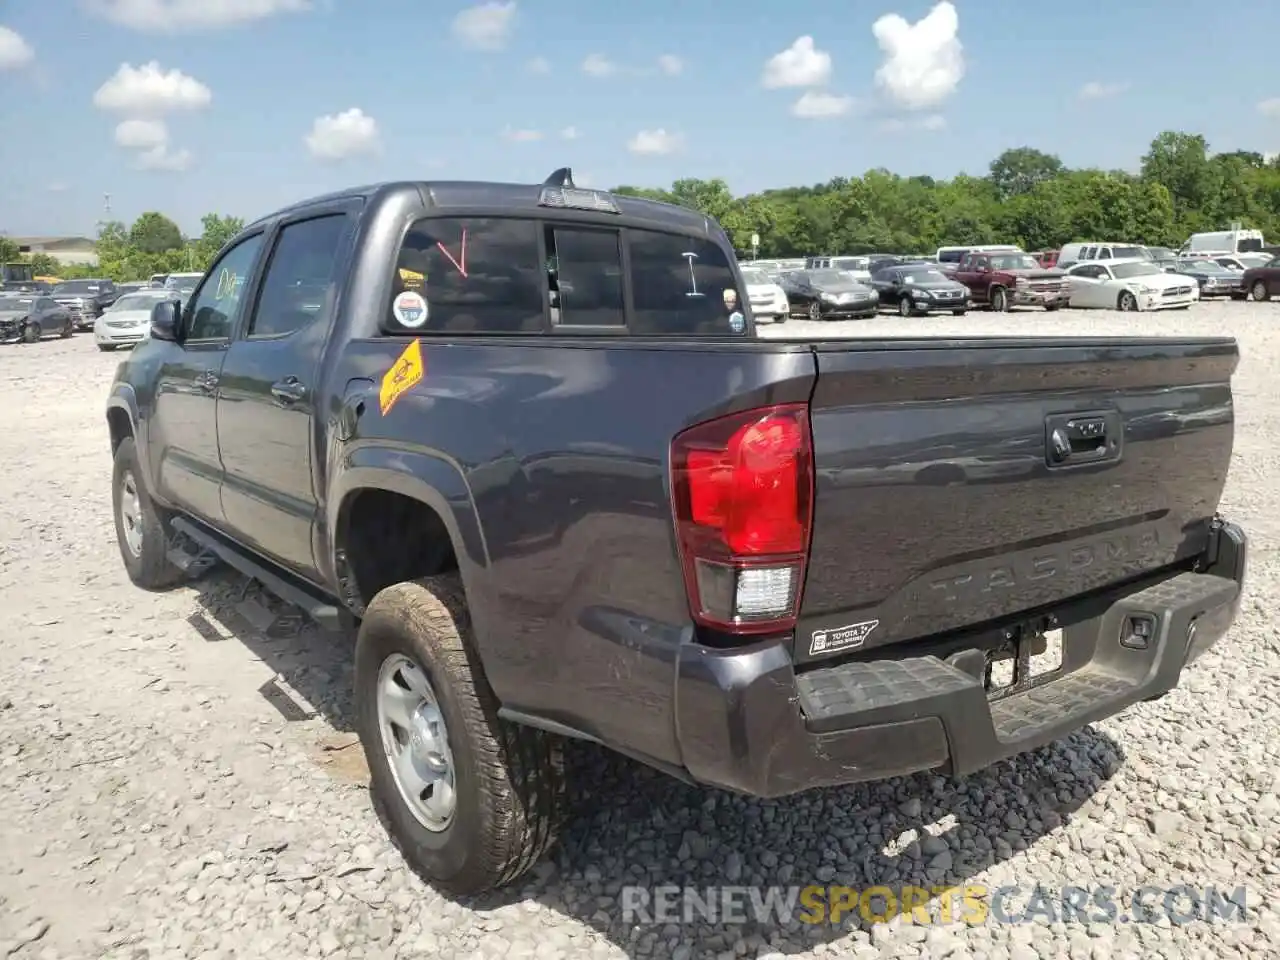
[{"left": 1046, "top": 411, "right": 1120, "bottom": 466}]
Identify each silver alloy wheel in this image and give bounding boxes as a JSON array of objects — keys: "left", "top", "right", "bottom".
[
  {"left": 1254, "top": 280, "right": 1268, "bottom": 302},
  {"left": 119, "top": 471, "right": 144, "bottom": 558},
  {"left": 377, "top": 653, "right": 456, "bottom": 832},
  {"left": 1119, "top": 291, "right": 1138, "bottom": 311}
]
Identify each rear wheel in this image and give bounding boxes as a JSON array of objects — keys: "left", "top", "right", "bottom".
[
  {"left": 807, "top": 301, "right": 822, "bottom": 321},
  {"left": 990, "top": 287, "right": 1010, "bottom": 312},
  {"left": 60, "top": 320, "right": 73, "bottom": 338},
  {"left": 1118, "top": 290, "right": 1139, "bottom": 312},
  {"left": 951, "top": 309, "right": 967, "bottom": 316},
  {"left": 1044, "top": 303, "right": 1061, "bottom": 312},
  {"left": 355, "top": 576, "right": 566, "bottom": 896},
  {"left": 897, "top": 296, "right": 914, "bottom": 317},
  {"left": 1253, "top": 280, "right": 1270, "bottom": 302}
]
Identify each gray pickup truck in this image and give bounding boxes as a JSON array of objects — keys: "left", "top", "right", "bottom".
[{"left": 105, "top": 169, "right": 1247, "bottom": 895}]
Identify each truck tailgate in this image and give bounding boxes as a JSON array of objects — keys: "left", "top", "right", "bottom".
[{"left": 797, "top": 337, "right": 1237, "bottom": 661}]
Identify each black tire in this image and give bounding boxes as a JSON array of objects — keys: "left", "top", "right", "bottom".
[
  {"left": 355, "top": 576, "right": 566, "bottom": 896},
  {"left": 952, "top": 309, "right": 967, "bottom": 316},
  {"left": 807, "top": 301, "right": 822, "bottom": 321},
  {"left": 98, "top": 344, "right": 117, "bottom": 352},
  {"left": 21, "top": 323, "right": 40, "bottom": 344},
  {"left": 897, "top": 296, "right": 913, "bottom": 317},
  {"left": 1044, "top": 303, "right": 1061, "bottom": 312},
  {"left": 1118, "top": 290, "right": 1138, "bottom": 312},
  {"left": 112, "top": 437, "right": 185, "bottom": 590},
  {"left": 1253, "top": 280, "right": 1270, "bottom": 302},
  {"left": 991, "top": 287, "right": 1009, "bottom": 312},
  {"left": 60, "top": 320, "right": 74, "bottom": 338},
  {"left": 773, "top": 313, "right": 786, "bottom": 324}
]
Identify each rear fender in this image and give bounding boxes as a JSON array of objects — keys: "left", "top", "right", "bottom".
[{"left": 327, "top": 446, "right": 494, "bottom": 653}]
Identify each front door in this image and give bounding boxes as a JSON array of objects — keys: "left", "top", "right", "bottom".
[
  {"left": 148, "top": 233, "right": 265, "bottom": 526},
  {"left": 216, "top": 210, "right": 354, "bottom": 583}
]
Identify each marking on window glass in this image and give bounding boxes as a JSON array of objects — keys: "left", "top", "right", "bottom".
[{"left": 437, "top": 229, "right": 468, "bottom": 277}]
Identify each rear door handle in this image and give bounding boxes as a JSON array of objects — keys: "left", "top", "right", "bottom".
[{"left": 271, "top": 376, "right": 307, "bottom": 404}]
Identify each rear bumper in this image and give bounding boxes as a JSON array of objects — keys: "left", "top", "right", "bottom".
[{"left": 674, "top": 518, "right": 1246, "bottom": 797}]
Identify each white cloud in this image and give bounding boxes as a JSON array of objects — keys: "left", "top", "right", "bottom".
[
  {"left": 305, "top": 107, "right": 380, "bottom": 161},
  {"left": 761, "top": 36, "right": 831, "bottom": 89},
  {"left": 503, "top": 126, "right": 542, "bottom": 142},
  {"left": 86, "top": 0, "right": 310, "bottom": 32},
  {"left": 527, "top": 56, "right": 550, "bottom": 74},
  {"left": 136, "top": 143, "right": 193, "bottom": 171},
  {"left": 93, "top": 61, "right": 212, "bottom": 115},
  {"left": 0, "top": 26, "right": 35, "bottom": 70},
  {"left": 582, "top": 53, "right": 617, "bottom": 77},
  {"left": 657, "top": 54, "right": 683, "bottom": 76},
  {"left": 791, "top": 90, "right": 854, "bottom": 119},
  {"left": 114, "top": 117, "right": 169, "bottom": 148},
  {"left": 1258, "top": 98, "right": 1280, "bottom": 119},
  {"left": 560, "top": 126, "right": 579, "bottom": 140},
  {"left": 872, "top": 1, "right": 964, "bottom": 110},
  {"left": 628, "top": 129, "right": 680, "bottom": 155},
  {"left": 1079, "top": 81, "right": 1127, "bottom": 100},
  {"left": 451, "top": 1, "right": 515, "bottom": 50}
]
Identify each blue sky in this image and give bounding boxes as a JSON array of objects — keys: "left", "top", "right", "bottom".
[{"left": 2, "top": 0, "right": 1280, "bottom": 238}]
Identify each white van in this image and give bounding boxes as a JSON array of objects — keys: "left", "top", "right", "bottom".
[
  {"left": 1056, "top": 242, "right": 1148, "bottom": 270},
  {"left": 1179, "top": 229, "right": 1265, "bottom": 256},
  {"left": 935, "top": 244, "right": 1020, "bottom": 266}
]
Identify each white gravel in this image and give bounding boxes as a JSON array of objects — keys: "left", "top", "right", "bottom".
[{"left": 2, "top": 300, "right": 1279, "bottom": 960}]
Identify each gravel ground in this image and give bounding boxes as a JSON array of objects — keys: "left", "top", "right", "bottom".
[{"left": 1, "top": 300, "right": 1278, "bottom": 960}]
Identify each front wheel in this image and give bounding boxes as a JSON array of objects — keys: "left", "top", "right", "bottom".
[
  {"left": 1118, "top": 291, "right": 1139, "bottom": 312},
  {"left": 990, "top": 287, "right": 1010, "bottom": 312},
  {"left": 807, "top": 301, "right": 822, "bottom": 321},
  {"left": 60, "top": 320, "right": 74, "bottom": 338},
  {"left": 1044, "top": 303, "right": 1061, "bottom": 312},
  {"left": 1253, "top": 280, "right": 1270, "bottom": 302},
  {"left": 21, "top": 323, "right": 40, "bottom": 344},
  {"left": 952, "top": 309, "right": 967, "bottom": 316},
  {"left": 112, "top": 437, "right": 185, "bottom": 590},
  {"left": 355, "top": 576, "right": 567, "bottom": 896},
  {"left": 897, "top": 296, "right": 914, "bottom": 317}
]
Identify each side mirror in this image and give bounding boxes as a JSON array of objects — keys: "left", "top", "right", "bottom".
[{"left": 150, "top": 298, "right": 182, "bottom": 342}]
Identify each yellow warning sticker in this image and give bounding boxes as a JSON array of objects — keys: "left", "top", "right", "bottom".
[{"left": 379, "top": 338, "right": 424, "bottom": 416}]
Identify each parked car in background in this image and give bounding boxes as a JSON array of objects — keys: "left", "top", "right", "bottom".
[
  {"left": 1031, "top": 250, "right": 1060, "bottom": 268},
  {"left": 1142, "top": 246, "right": 1178, "bottom": 261},
  {"left": 934, "top": 244, "right": 1021, "bottom": 273},
  {"left": 1241, "top": 255, "right": 1280, "bottom": 302},
  {"left": 1056, "top": 242, "right": 1148, "bottom": 270},
  {"left": 869, "top": 263, "right": 969, "bottom": 316},
  {"left": 805, "top": 255, "right": 873, "bottom": 282},
  {"left": 149, "top": 273, "right": 169, "bottom": 288},
  {"left": 739, "top": 265, "right": 789, "bottom": 323},
  {"left": 0, "top": 293, "right": 74, "bottom": 343},
  {"left": 50, "top": 278, "right": 121, "bottom": 329},
  {"left": 1064, "top": 259, "right": 1197, "bottom": 311},
  {"left": 786, "top": 268, "right": 879, "bottom": 319},
  {"left": 953, "top": 251, "right": 1069, "bottom": 312},
  {"left": 1171, "top": 259, "right": 1247, "bottom": 300},
  {"left": 1180, "top": 228, "right": 1265, "bottom": 257},
  {"left": 94, "top": 289, "right": 172, "bottom": 351},
  {"left": 117, "top": 281, "right": 149, "bottom": 295},
  {"left": 163, "top": 271, "right": 204, "bottom": 306}
]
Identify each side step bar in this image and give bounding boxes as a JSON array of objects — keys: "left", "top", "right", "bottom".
[{"left": 169, "top": 517, "right": 344, "bottom": 631}]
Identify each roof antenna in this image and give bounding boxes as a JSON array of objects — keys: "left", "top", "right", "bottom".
[{"left": 544, "top": 167, "right": 575, "bottom": 188}]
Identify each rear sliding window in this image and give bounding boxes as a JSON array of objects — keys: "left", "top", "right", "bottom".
[{"left": 384, "top": 217, "right": 744, "bottom": 336}]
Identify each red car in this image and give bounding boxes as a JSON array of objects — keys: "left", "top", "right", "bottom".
[{"left": 1242, "top": 256, "right": 1280, "bottom": 302}]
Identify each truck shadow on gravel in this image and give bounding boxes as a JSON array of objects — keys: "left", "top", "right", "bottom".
[
  {"left": 465, "top": 733, "right": 1126, "bottom": 956},
  {"left": 185, "top": 569, "right": 1127, "bottom": 957}
]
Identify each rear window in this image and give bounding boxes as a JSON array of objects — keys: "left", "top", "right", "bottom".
[
  {"left": 937, "top": 249, "right": 966, "bottom": 263},
  {"left": 1112, "top": 246, "right": 1144, "bottom": 259},
  {"left": 629, "top": 229, "right": 742, "bottom": 335},
  {"left": 1238, "top": 237, "right": 1263, "bottom": 252}
]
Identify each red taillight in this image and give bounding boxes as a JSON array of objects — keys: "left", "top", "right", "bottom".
[{"left": 670, "top": 403, "right": 814, "bottom": 635}]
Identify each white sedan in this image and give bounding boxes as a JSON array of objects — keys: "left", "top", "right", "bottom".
[
  {"left": 740, "top": 266, "right": 790, "bottom": 323},
  {"left": 1064, "top": 258, "right": 1198, "bottom": 312},
  {"left": 94, "top": 289, "right": 171, "bottom": 351}
]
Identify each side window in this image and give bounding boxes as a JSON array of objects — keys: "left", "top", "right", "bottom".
[
  {"left": 545, "top": 226, "right": 625, "bottom": 328},
  {"left": 1098, "top": 247, "right": 1112, "bottom": 259},
  {"left": 248, "top": 214, "right": 348, "bottom": 338},
  {"left": 386, "top": 217, "right": 543, "bottom": 334},
  {"left": 186, "top": 235, "right": 263, "bottom": 341},
  {"left": 629, "top": 229, "right": 743, "bottom": 335},
  {"left": 1081, "top": 246, "right": 1096, "bottom": 260}
]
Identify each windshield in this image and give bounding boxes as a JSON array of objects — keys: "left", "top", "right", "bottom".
[
  {"left": 807, "top": 269, "right": 854, "bottom": 285},
  {"left": 111, "top": 293, "right": 163, "bottom": 311},
  {"left": 1112, "top": 262, "right": 1161, "bottom": 279},
  {"left": 166, "top": 276, "right": 200, "bottom": 292},
  {"left": 903, "top": 269, "right": 949, "bottom": 283},
  {"left": 988, "top": 254, "right": 1041, "bottom": 270},
  {"left": 52, "top": 280, "right": 102, "bottom": 295}
]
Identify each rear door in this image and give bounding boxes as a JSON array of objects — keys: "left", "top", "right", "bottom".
[
  {"left": 215, "top": 205, "right": 357, "bottom": 581},
  {"left": 796, "top": 337, "right": 1238, "bottom": 661}
]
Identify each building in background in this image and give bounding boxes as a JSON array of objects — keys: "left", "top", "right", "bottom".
[{"left": 6, "top": 236, "right": 98, "bottom": 267}]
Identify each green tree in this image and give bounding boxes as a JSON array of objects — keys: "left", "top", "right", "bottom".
[
  {"left": 988, "top": 147, "right": 1065, "bottom": 200},
  {"left": 129, "top": 212, "right": 183, "bottom": 254},
  {"left": 0, "top": 236, "right": 19, "bottom": 264}
]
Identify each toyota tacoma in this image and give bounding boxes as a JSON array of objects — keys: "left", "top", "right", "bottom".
[{"left": 105, "top": 169, "right": 1248, "bottom": 896}]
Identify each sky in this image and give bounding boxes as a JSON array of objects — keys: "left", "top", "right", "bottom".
[{"left": 2, "top": 0, "right": 1280, "bottom": 238}]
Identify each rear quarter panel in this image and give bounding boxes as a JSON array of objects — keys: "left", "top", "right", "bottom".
[{"left": 332, "top": 337, "right": 815, "bottom": 766}]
